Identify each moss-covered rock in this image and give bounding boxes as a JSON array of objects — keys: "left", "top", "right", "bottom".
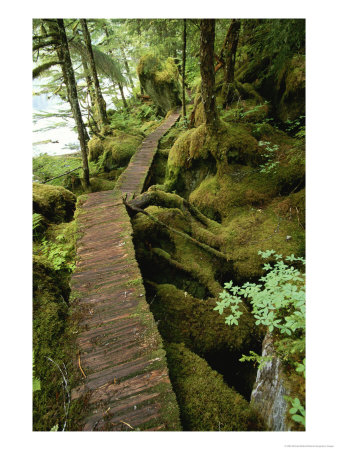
[
  {"left": 88, "top": 132, "right": 143, "bottom": 170},
  {"left": 165, "top": 343, "right": 264, "bottom": 431},
  {"left": 137, "top": 55, "right": 181, "bottom": 115},
  {"left": 33, "top": 183, "right": 76, "bottom": 223},
  {"left": 88, "top": 177, "right": 115, "bottom": 192}
]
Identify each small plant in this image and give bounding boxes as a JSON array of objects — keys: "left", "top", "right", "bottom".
[
  {"left": 214, "top": 250, "right": 305, "bottom": 428},
  {"left": 258, "top": 141, "right": 280, "bottom": 173},
  {"left": 238, "top": 351, "right": 273, "bottom": 369},
  {"left": 285, "top": 115, "right": 305, "bottom": 139},
  {"left": 41, "top": 236, "right": 75, "bottom": 272},
  {"left": 285, "top": 396, "right": 306, "bottom": 426},
  {"left": 33, "top": 213, "right": 44, "bottom": 239}
]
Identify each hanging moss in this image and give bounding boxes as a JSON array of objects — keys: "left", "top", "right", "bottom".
[{"left": 165, "top": 343, "right": 264, "bottom": 431}]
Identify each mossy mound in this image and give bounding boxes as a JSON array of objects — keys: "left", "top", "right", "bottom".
[
  {"left": 277, "top": 55, "right": 305, "bottom": 121},
  {"left": 88, "top": 177, "right": 115, "bottom": 192},
  {"left": 146, "top": 282, "right": 258, "bottom": 356},
  {"left": 88, "top": 132, "right": 143, "bottom": 170},
  {"left": 137, "top": 55, "right": 181, "bottom": 115},
  {"left": 33, "top": 255, "right": 71, "bottom": 430},
  {"left": 221, "top": 99, "right": 269, "bottom": 124},
  {"left": 165, "top": 124, "right": 221, "bottom": 196},
  {"left": 165, "top": 343, "right": 264, "bottom": 431},
  {"left": 33, "top": 183, "right": 76, "bottom": 223}
]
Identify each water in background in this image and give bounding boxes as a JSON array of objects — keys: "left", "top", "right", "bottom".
[{"left": 33, "top": 94, "right": 80, "bottom": 157}]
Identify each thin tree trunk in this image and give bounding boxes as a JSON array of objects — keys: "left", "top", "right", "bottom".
[
  {"left": 200, "top": 19, "right": 218, "bottom": 130},
  {"left": 56, "top": 19, "right": 90, "bottom": 187},
  {"left": 120, "top": 47, "right": 134, "bottom": 88},
  {"left": 221, "top": 19, "right": 241, "bottom": 106},
  {"left": 81, "top": 55, "right": 96, "bottom": 107},
  {"left": 182, "top": 19, "right": 187, "bottom": 119},
  {"left": 117, "top": 82, "right": 129, "bottom": 109},
  {"left": 80, "top": 19, "right": 108, "bottom": 127}
]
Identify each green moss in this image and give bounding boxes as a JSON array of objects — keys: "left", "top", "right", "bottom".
[
  {"left": 88, "top": 132, "right": 143, "bottom": 170},
  {"left": 147, "top": 282, "right": 258, "bottom": 356},
  {"left": 33, "top": 183, "right": 77, "bottom": 223},
  {"left": 88, "top": 177, "right": 115, "bottom": 192},
  {"left": 165, "top": 343, "right": 264, "bottom": 431},
  {"left": 165, "top": 124, "right": 220, "bottom": 195},
  {"left": 277, "top": 55, "right": 305, "bottom": 122},
  {"left": 137, "top": 54, "right": 181, "bottom": 115}
]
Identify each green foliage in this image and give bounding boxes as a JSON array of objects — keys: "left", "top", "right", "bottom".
[
  {"left": 258, "top": 141, "right": 280, "bottom": 173},
  {"left": 243, "top": 19, "right": 305, "bottom": 78},
  {"left": 238, "top": 351, "right": 273, "bottom": 370},
  {"left": 33, "top": 213, "right": 44, "bottom": 239},
  {"left": 40, "top": 234, "right": 75, "bottom": 272},
  {"left": 33, "top": 352, "right": 41, "bottom": 392},
  {"left": 285, "top": 396, "right": 305, "bottom": 427},
  {"left": 285, "top": 115, "right": 305, "bottom": 139},
  {"left": 215, "top": 250, "right": 305, "bottom": 335},
  {"left": 214, "top": 250, "right": 305, "bottom": 428}
]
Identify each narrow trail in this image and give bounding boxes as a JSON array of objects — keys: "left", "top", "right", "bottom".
[{"left": 70, "top": 110, "right": 181, "bottom": 431}]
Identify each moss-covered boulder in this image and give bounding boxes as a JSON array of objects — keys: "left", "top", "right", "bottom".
[
  {"left": 33, "top": 183, "right": 76, "bottom": 223},
  {"left": 137, "top": 55, "right": 181, "bottom": 115},
  {"left": 88, "top": 131, "right": 143, "bottom": 170},
  {"left": 165, "top": 343, "right": 264, "bottom": 431}
]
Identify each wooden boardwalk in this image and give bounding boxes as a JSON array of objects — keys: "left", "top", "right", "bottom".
[{"left": 70, "top": 110, "right": 181, "bottom": 431}]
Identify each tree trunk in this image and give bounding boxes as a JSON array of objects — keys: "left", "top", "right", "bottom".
[
  {"left": 81, "top": 56, "right": 96, "bottom": 109},
  {"left": 182, "top": 19, "right": 187, "bottom": 119},
  {"left": 221, "top": 19, "right": 241, "bottom": 106},
  {"left": 200, "top": 19, "right": 218, "bottom": 130},
  {"left": 45, "top": 20, "right": 90, "bottom": 145},
  {"left": 80, "top": 19, "right": 108, "bottom": 127},
  {"left": 120, "top": 46, "right": 134, "bottom": 88},
  {"left": 56, "top": 19, "right": 90, "bottom": 187},
  {"left": 118, "top": 82, "right": 129, "bottom": 109}
]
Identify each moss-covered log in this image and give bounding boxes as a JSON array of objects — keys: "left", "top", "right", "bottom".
[{"left": 165, "top": 343, "right": 264, "bottom": 431}]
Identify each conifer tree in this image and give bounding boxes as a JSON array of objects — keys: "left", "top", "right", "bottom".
[
  {"left": 56, "top": 19, "right": 90, "bottom": 187},
  {"left": 200, "top": 19, "right": 218, "bottom": 130},
  {"left": 80, "top": 19, "right": 109, "bottom": 127}
]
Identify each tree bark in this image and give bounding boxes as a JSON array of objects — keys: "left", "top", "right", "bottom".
[
  {"left": 120, "top": 46, "right": 134, "bottom": 88},
  {"left": 200, "top": 19, "right": 218, "bottom": 130},
  {"left": 56, "top": 19, "right": 90, "bottom": 187},
  {"left": 117, "top": 82, "right": 129, "bottom": 109},
  {"left": 80, "top": 19, "right": 108, "bottom": 127},
  {"left": 81, "top": 56, "right": 96, "bottom": 109},
  {"left": 220, "top": 19, "right": 241, "bottom": 106},
  {"left": 182, "top": 19, "right": 187, "bottom": 119},
  {"left": 45, "top": 20, "right": 90, "bottom": 143}
]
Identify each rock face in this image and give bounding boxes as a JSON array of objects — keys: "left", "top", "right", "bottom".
[
  {"left": 250, "top": 332, "right": 291, "bottom": 431},
  {"left": 137, "top": 55, "right": 181, "bottom": 115}
]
